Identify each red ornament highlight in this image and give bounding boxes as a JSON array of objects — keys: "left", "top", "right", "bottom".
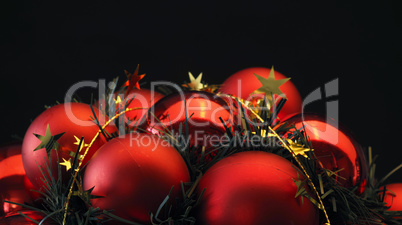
[
  {"left": 21, "top": 103, "right": 118, "bottom": 190},
  {"left": 219, "top": 67, "right": 302, "bottom": 121},
  {"left": 196, "top": 151, "right": 319, "bottom": 225},
  {"left": 83, "top": 134, "right": 190, "bottom": 224}
]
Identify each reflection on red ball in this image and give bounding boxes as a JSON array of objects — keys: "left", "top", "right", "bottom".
[
  {"left": 285, "top": 114, "right": 367, "bottom": 193},
  {"left": 142, "top": 91, "right": 232, "bottom": 151},
  {"left": 381, "top": 183, "right": 402, "bottom": 211},
  {"left": 219, "top": 67, "right": 302, "bottom": 121},
  {"left": 22, "top": 103, "right": 118, "bottom": 190},
  {"left": 83, "top": 134, "right": 190, "bottom": 224},
  {"left": 197, "top": 151, "right": 319, "bottom": 225},
  {"left": 0, "top": 144, "right": 33, "bottom": 216}
]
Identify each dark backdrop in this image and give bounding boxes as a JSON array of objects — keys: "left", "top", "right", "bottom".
[{"left": 1, "top": 1, "right": 402, "bottom": 183}]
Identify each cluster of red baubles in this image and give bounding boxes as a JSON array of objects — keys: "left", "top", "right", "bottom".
[{"left": 1, "top": 67, "right": 401, "bottom": 224}]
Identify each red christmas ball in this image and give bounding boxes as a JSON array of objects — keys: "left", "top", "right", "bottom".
[
  {"left": 285, "top": 114, "right": 367, "bottom": 193},
  {"left": 22, "top": 103, "right": 118, "bottom": 190},
  {"left": 381, "top": 183, "right": 402, "bottom": 211},
  {"left": 96, "top": 89, "right": 164, "bottom": 127},
  {"left": 142, "top": 91, "right": 232, "bottom": 151},
  {"left": 0, "top": 144, "right": 34, "bottom": 216},
  {"left": 219, "top": 67, "right": 302, "bottom": 121},
  {"left": 196, "top": 151, "right": 319, "bottom": 225},
  {"left": 83, "top": 134, "right": 190, "bottom": 224},
  {"left": 0, "top": 209, "right": 57, "bottom": 224}
]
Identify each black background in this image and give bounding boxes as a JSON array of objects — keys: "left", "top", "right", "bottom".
[{"left": 1, "top": 1, "right": 401, "bottom": 183}]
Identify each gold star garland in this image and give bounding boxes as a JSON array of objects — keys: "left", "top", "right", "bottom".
[
  {"left": 73, "top": 135, "right": 89, "bottom": 153},
  {"left": 62, "top": 106, "right": 148, "bottom": 225},
  {"left": 217, "top": 92, "right": 331, "bottom": 225},
  {"left": 60, "top": 68, "right": 331, "bottom": 225},
  {"left": 268, "top": 122, "right": 330, "bottom": 225},
  {"left": 114, "top": 95, "right": 122, "bottom": 105},
  {"left": 60, "top": 158, "right": 72, "bottom": 171},
  {"left": 286, "top": 139, "right": 312, "bottom": 158}
]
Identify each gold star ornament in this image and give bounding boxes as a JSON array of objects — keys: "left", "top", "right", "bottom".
[
  {"left": 66, "top": 135, "right": 87, "bottom": 161},
  {"left": 286, "top": 139, "right": 313, "bottom": 158},
  {"left": 60, "top": 158, "right": 72, "bottom": 171},
  {"left": 114, "top": 95, "right": 122, "bottom": 105},
  {"left": 183, "top": 72, "right": 207, "bottom": 90},
  {"left": 73, "top": 135, "right": 89, "bottom": 153},
  {"left": 33, "top": 124, "right": 65, "bottom": 158},
  {"left": 253, "top": 66, "right": 290, "bottom": 98},
  {"left": 251, "top": 129, "right": 276, "bottom": 138}
]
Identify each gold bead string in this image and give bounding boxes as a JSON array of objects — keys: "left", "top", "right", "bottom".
[{"left": 218, "top": 93, "right": 331, "bottom": 225}]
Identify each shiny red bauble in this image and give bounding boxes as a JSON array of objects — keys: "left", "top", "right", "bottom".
[
  {"left": 381, "top": 183, "right": 402, "bottom": 211},
  {"left": 22, "top": 103, "right": 118, "bottom": 190},
  {"left": 83, "top": 134, "right": 190, "bottom": 224},
  {"left": 285, "top": 114, "right": 367, "bottom": 192},
  {"left": 219, "top": 67, "right": 302, "bottom": 121},
  {"left": 0, "top": 144, "right": 34, "bottom": 216},
  {"left": 142, "top": 91, "right": 232, "bottom": 150},
  {"left": 196, "top": 151, "right": 319, "bottom": 225}
]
